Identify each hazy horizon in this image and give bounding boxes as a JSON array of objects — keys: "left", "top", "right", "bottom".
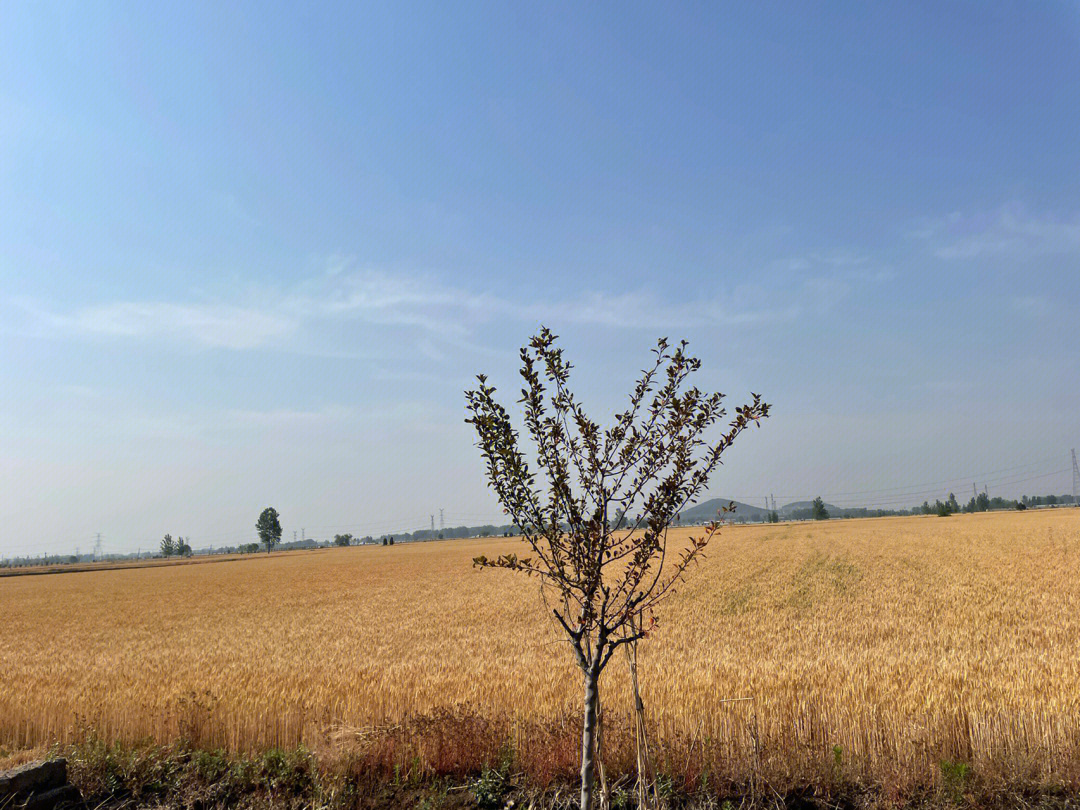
[{"left": 2, "top": 2, "right": 1078, "bottom": 558}]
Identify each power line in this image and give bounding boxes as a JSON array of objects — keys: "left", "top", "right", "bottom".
[
  {"left": 1067, "top": 451, "right": 1075, "bottom": 507},
  {"left": 746, "top": 454, "right": 1066, "bottom": 501},
  {"left": 730, "top": 459, "right": 1071, "bottom": 507},
  {"left": 816, "top": 469, "right": 1068, "bottom": 509},
  {"left": 3, "top": 455, "right": 1076, "bottom": 558}
]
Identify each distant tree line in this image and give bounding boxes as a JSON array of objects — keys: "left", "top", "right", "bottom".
[
  {"left": 704, "top": 491, "right": 1077, "bottom": 524},
  {"left": 916, "top": 491, "right": 1049, "bottom": 517},
  {"left": 5, "top": 493, "right": 1075, "bottom": 570},
  {"left": 924, "top": 492, "right": 1006, "bottom": 516},
  {"left": 1021, "top": 493, "right": 1074, "bottom": 507}
]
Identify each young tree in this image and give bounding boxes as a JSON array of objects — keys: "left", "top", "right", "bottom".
[
  {"left": 465, "top": 328, "right": 769, "bottom": 810},
  {"left": 811, "top": 496, "right": 829, "bottom": 520},
  {"left": 256, "top": 507, "right": 282, "bottom": 554},
  {"left": 160, "top": 533, "right": 175, "bottom": 557}
]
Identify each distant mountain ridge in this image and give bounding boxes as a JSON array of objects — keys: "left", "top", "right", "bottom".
[
  {"left": 679, "top": 497, "right": 844, "bottom": 523},
  {"left": 679, "top": 497, "right": 769, "bottom": 522}
]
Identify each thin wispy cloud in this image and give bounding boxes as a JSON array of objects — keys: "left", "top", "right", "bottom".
[
  {"left": 810, "top": 250, "right": 870, "bottom": 268},
  {"left": 1011, "top": 295, "right": 1052, "bottom": 316},
  {"left": 59, "top": 301, "right": 298, "bottom": 350},
  {"left": 222, "top": 406, "right": 356, "bottom": 428},
  {"left": 917, "top": 203, "right": 1080, "bottom": 259},
  {"left": 17, "top": 397, "right": 442, "bottom": 442},
  {"left": 771, "top": 252, "right": 892, "bottom": 282},
  {"left": 14, "top": 261, "right": 842, "bottom": 355},
  {"left": 508, "top": 289, "right": 799, "bottom": 330}
]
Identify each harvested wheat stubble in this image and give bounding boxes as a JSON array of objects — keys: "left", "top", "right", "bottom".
[{"left": 2, "top": 510, "right": 1080, "bottom": 790}]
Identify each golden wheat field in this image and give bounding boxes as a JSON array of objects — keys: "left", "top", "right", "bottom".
[{"left": 3, "top": 509, "right": 1080, "bottom": 789}]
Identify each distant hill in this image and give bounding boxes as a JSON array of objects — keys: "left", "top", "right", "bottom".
[
  {"left": 680, "top": 497, "right": 846, "bottom": 523},
  {"left": 679, "top": 497, "right": 770, "bottom": 523}
]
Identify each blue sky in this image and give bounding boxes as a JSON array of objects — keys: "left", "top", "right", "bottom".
[{"left": 2, "top": 2, "right": 1078, "bottom": 557}]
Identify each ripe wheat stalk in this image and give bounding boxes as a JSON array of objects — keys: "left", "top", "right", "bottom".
[{"left": 2, "top": 509, "right": 1079, "bottom": 792}]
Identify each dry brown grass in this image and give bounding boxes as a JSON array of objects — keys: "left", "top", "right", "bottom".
[{"left": 3, "top": 509, "right": 1080, "bottom": 792}]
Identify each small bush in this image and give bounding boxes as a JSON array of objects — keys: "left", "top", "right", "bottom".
[
  {"left": 69, "top": 734, "right": 179, "bottom": 802},
  {"left": 469, "top": 742, "right": 515, "bottom": 809},
  {"left": 259, "top": 746, "right": 315, "bottom": 794},
  {"left": 470, "top": 766, "right": 509, "bottom": 809},
  {"left": 192, "top": 747, "right": 230, "bottom": 782},
  {"left": 939, "top": 759, "right": 971, "bottom": 803},
  {"left": 655, "top": 772, "right": 676, "bottom": 802}
]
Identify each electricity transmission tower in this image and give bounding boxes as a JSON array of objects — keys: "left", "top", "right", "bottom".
[
  {"left": 1072, "top": 448, "right": 1079, "bottom": 506},
  {"left": 439, "top": 509, "right": 444, "bottom": 530},
  {"left": 93, "top": 533, "right": 103, "bottom": 561}
]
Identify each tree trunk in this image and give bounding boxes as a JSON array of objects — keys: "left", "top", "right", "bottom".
[{"left": 580, "top": 663, "right": 600, "bottom": 810}]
